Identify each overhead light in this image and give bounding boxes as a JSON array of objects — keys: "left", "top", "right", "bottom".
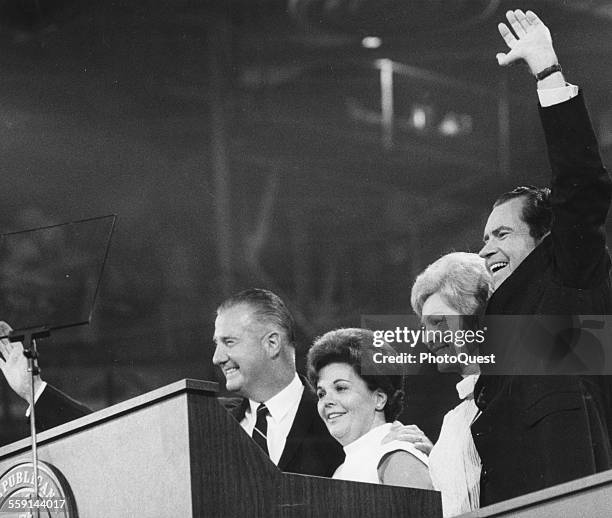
[
  {"left": 411, "top": 108, "right": 427, "bottom": 130},
  {"left": 362, "top": 36, "right": 382, "bottom": 49},
  {"left": 407, "top": 104, "right": 433, "bottom": 132},
  {"left": 438, "top": 112, "right": 473, "bottom": 136}
]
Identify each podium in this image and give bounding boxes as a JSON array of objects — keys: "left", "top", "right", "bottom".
[{"left": 0, "top": 380, "right": 442, "bottom": 517}]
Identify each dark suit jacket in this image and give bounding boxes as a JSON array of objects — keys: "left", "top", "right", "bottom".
[
  {"left": 473, "top": 93, "right": 612, "bottom": 506},
  {"left": 35, "top": 383, "right": 92, "bottom": 432},
  {"left": 230, "top": 381, "right": 344, "bottom": 477}
]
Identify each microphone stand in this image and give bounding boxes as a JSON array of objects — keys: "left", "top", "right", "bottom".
[{"left": 10, "top": 326, "right": 50, "bottom": 517}]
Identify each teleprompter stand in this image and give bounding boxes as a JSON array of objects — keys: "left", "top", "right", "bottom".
[{"left": 8, "top": 326, "right": 49, "bottom": 509}]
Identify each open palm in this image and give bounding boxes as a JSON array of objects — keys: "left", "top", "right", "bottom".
[{"left": 496, "top": 10, "right": 558, "bottom": 75}]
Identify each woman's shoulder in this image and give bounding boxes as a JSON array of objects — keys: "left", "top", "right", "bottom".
[
  {"left": 378, "top": 439, "right": 428, "bottom": 467},
  {"left": 377, "top": 450, "right": 433, "bottom": 489}
]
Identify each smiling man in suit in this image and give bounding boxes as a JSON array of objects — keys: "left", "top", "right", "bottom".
[
  {"left": 212, "top": 288, "right": 344, "bottom": 476},
  {"left": 473, "top": 9, "right": 612, "bottom": 506}
]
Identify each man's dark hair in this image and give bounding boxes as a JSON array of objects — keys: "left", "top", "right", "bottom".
[
  {"left": 217, "top": 288, "right": 296, "bottom": 345},
  {"left": 493, "top": 185, "right": 552, "bottom": 239}
]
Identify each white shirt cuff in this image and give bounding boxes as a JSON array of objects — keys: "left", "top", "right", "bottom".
[
  {"left": 25, "top": 381, "right": 48, "bottom": 417},
  {"left": 538, "top": 83, "right": 579, "bottom": 108}
]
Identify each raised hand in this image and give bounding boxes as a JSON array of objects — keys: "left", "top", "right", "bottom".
[
  {"left": 382, "top": 421, "right": 434, "bottom": 455},
  {"left": 496, "top": 10, "right": 559, "bottom": 76},
  {"left": 0, "top": 322, "right": 41, "bottom": 403}
]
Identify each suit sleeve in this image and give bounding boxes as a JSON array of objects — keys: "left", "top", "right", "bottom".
[
  {"left": 34, "top": 384, "right": 92, "bottom": 432},
  {"left": 540, "top": 91, "right": 612, "bottom": 287}
]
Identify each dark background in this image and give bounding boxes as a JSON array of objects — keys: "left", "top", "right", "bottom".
[{"left": 1, "top": 0, "right": 611, "bottom": 445}]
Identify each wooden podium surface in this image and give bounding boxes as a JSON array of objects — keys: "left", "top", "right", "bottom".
[{"left": 0, "top": 379, "right": 442, "bottom": 517}]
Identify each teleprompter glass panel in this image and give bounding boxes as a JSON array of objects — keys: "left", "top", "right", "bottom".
[{"left": 0, "top": 215, "right": 115, "bottom": 335}]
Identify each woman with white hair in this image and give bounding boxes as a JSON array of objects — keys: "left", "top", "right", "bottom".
[{"left": 411, "top": 252, "right": 493, "bottom": 517}]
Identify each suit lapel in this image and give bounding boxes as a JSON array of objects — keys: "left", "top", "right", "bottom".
[{"left": 278, "top": 381, "right": 317, "bottom": 471}]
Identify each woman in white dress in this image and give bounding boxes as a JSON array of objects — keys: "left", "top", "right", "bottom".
[
  {"left": 307, "top": 328, "right": 433, "bottom": 489},
  {"left": 411, "top": 252, "right": 493, "bottom": 517}
]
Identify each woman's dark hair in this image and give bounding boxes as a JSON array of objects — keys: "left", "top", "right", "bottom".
[{"left": 307, "top": 328, "right": 404, "bottom": 422}]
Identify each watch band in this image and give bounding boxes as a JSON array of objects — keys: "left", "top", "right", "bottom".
[{"left": 535, "top": 63, "right": 562, "bottom": 81}]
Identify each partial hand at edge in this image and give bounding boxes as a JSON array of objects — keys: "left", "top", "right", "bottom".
[{"left": 0, "top": 321, "right": 42, "bottom": 403}]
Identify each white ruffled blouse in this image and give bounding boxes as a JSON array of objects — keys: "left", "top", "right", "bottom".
[{"left": 429, "top": 374, "right": 481, "bottom": 517}]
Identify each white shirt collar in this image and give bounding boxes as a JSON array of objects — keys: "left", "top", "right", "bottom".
[
  {"left": 456, "top": 374, "right": 479, "bottom": 401},
  {"left": 248, "top": 373, "right": 303, "bottom": 423}
]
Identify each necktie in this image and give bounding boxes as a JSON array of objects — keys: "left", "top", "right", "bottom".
[{"left": 252, "top": 403, "right": 269, "bottom": 456}]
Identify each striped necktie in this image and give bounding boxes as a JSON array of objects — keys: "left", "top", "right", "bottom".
[{"left": 252, "top": 403, "right": 269, "bottom": 456}]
